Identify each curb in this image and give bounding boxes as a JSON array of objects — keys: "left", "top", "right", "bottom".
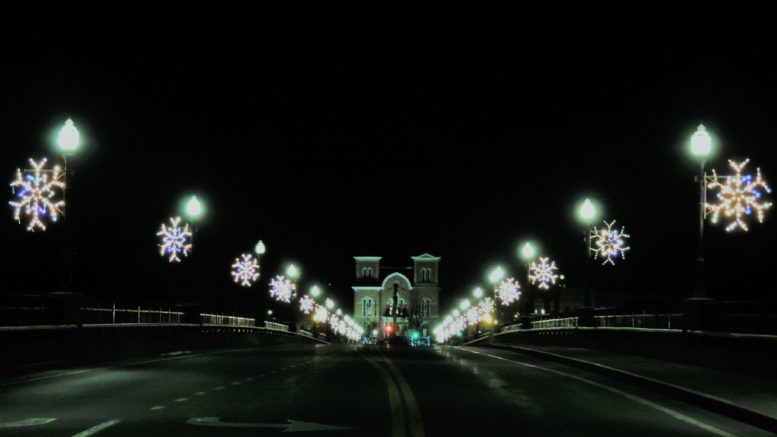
[{"left": 485, "top": 344, "right": 777, "bottom": 434}]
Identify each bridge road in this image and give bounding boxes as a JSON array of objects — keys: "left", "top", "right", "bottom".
[{"left": 0, "top": 344, "right": 770, "bottom": 436}]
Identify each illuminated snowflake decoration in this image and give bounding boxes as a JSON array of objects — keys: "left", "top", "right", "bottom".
[
  {"left": 299, "top": 295, "right": 315, "bottom": 314},
  {"left": 495, "top": 278, "right": 521, "bottom": 306},
  {"left": 231, "top": 253, "right": 260, "bottom": 287},
  {"left": 9, "top": 157, "right": 66, "bottom": 231},
  {"left": 529, "top": 257, "right": 559, "bottom": 289},
  {"left": 156, "top": 217, "right": 192, "bottom": 262},
  {"left": 478, "top": 297, "right": 496, "bottom": 322},
  {"left": 313, "top": 305, "right": 329, "bottom": 322},
  {"left": 465, "top": 307, "right": 480, "bottom": 326},
  {"left": 706, "top": 159, "right": 772, "bottom": 232},
  {"left": 591, "top": 220, "right": 630, "bottom": 266},
  {"left": 269, "top": 275, "right": 296, "bottom": 303}
]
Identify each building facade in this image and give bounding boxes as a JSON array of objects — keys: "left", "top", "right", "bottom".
[{"left": 352, "top": 254, "right": 441, "bottom": 339}]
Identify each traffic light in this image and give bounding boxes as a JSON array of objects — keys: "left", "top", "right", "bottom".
[{"left": 385, "top": 323, "right": 393, "bottom": 335}]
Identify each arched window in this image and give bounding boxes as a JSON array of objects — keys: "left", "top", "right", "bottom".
[
  {"left": 420, "top": 267, "right": 432, "bottom": 282},
  {"left": 362, "top": 297, "right": 374, "bottom": 316},
  {"left": 421, "top": 297, "right": 432, "bottom": 317},
  {"left": 361, "top": 267, "right": 374, "bottom": 278}
]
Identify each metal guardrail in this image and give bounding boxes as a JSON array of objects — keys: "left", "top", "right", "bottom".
[
  {"left": 201, "top": 313, "right": 255, "bottom": 327},
  {"left": 264, "top": 321, "right": 289, "bottom": 332},
  {"left": 82, "top": 305, "right": 184, "bottom": 324},
  {"left": 498, "top": 314, "right": 682, "bottom": 334}
]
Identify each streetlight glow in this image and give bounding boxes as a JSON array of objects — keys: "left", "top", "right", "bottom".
[
  {"left": 286, "top": 264, "right": 300, "bottom": 279},
  {"left": 56, "top": 118, "right": 81, "bottom": 154},
  {"left": 184, "top": 195, "right": 204, "bottom": 220},
  {"left": 255, "top": 240, "right": 266, "bottom": 255},
  {"left": 690, "top": 124, "right": 713, "bottom": 159},
  {"left": 472, "top": 287, "right": 484, "bottom": 299},
  {"left": 519, "top": 241, "right": 537, "bottom": 261},
  {"left": 310, "top": 285, "right": 322, "bottom": 298},
  {"left": 459, "top": 299, "right": 471, "bottom": 311},
  {"left": 488, "top": 266, "right": 505, "bottom": 284},
  {"left": 577, "top": 198, "right": 599, "bottom": 224}
]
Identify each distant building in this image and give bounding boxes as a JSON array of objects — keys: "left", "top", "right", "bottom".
[{"left": 352, "top": 254, "right": 441, "bottom": 339}]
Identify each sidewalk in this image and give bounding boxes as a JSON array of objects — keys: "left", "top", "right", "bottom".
[{"left": 488, "top": 343, "right": 777, "bottom": 433}]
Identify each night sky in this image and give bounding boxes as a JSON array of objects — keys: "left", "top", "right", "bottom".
[{"left": 2, "top": 5, "right": 776, "bottom": 319}]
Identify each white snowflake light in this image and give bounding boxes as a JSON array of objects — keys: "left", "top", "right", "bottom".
[
  {"left": 269, "top": 275, "right": 296, "bottom": 303},
  {"left": 529, "top": 257, "right": 559, "bottom": 289},
  {"left": 157, "top": 217, "right": 192, "bottom": 262},
  {"left": 313, "top": 305, "right": 329, "bottom": 322},
  {"left": 231, "top": 253, "right": 260, "bottom": 287},
  {"left": 9, "top": 157, "right": 66, "bottom": 231},
  {"left": 478, "top": 297, "right": 496, "bottom": 322},
  {"left": 706, "top": 159, "right": 772, "bottom": 232},
  {"left": 299, "top": 295, "right": 315, "bottom": 314},
  {"left": 591, "top": 220, "right": 630, "bottom": 266},
  {"left": 495, "top": 278, "right": 521, "bottom": 306},
  {"left": 465, "top": 307, "right": 480, "bottom": 326}
]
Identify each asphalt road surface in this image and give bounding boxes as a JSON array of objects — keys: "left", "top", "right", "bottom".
[{"left": 0, "top": 344, "right": 770, "bottom": 436}]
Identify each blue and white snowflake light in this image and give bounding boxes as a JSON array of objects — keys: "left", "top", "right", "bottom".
[
  {"left": 313, "top": 305, "right": 329, "bottom": 322},
  {"left": 591, "top": 220, "right": 630, "bottom": 266},
  {"left": 231, "top": 253, "right": 260, "bottom": 287},
  {"left": 157, "top": 217, "right": 192, "bottom": 262},
  {"left": 299, "top": 295, "right": 315, "bottom": 314},
  {"left": 9, "top": 158, "right": 66, "bottom": 231},
  {"left": 706, "top": 159, "right": 772, "bottom": 232},
  {"left": 529, "top": 257, "right": 559, "bottom": 289},
  {"left": 269, "top": 275, "right": 296, "bottom": 303},
  {"left": 495, "top": 278, "right": 521, "bottom": 306}
]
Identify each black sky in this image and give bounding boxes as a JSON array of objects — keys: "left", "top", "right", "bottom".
[{"left": 2, "top": 4, "right": 777, "bottom": 319}]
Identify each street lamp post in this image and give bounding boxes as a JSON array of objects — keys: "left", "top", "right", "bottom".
[
  {"left": 690, "top": 124, "right": 713, "bottom": 298},
  {"left": 576, "top": 198, "right": 600, "bottom": 308},
  {"left": 519, "top": 241, "right": 538, "bottom": 327},
  {"left": 487, "top": 267, "right": 505, "bottom": 342},
  {"left": 54, "top": 118, "right": 81, "bottom": 292},
  {"left": 472, "top": 287, "right": 484, "bottom": 335},
  {"left": 181, "top": 194, "right": 205, "bottom": 298}
]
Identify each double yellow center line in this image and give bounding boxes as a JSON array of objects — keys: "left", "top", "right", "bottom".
[{"left": 360, "top": 348, "right": 425, "bottom": 437}]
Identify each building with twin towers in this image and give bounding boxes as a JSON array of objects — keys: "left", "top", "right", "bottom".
[{"left": 352, "top": 254, "right": 441, "bottom": 339}]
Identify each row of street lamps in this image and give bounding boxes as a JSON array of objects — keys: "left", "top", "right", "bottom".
[{"left": 435, "top": 124, "right": 771, "bottom": 343}]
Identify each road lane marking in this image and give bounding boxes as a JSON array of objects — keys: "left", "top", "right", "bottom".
[
  {"left": 187, "top": 416, "right": 356, "bottom": 432},
  {"left": 71, "top": 419, "right": 121, "bottom": 437},
  {"left": 194, "top": 391, "right": 207, "bottom": 396},
  {"left": 244, "top": 377, "right": 254, "bottom": 381},
  {"left": 378, "top": 353, "right": 426, "bottom": 437},
  {"left": 174, "top": 397, "right": 189, "bottom": 402},
  {"left": 213, "top": 386, "right": 225, "bottom": 390},
  {"left": 231, "top": 381, "right": 242, "bottom": 385},
  {"left": 360, "top": 352, "right": 405, "bottom": 437},
  {"left": 150, "top": 405, "right": 166, "bottom": 410},
  {"left": 0, "top": 418, "right": 56, "bottom": 428},
  {"left": 457, "top": 347, "right": 735, "bottom": 437}
]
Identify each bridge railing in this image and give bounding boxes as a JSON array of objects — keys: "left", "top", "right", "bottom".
[
  {"left": 264, "top": 321, "right": 290, "bottom": 332},
  {"left": 82, "top": 305, "right": 184, "bottom": 324}
]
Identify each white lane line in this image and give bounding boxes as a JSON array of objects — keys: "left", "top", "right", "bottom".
[
  {"left": 213, "top": 386, "right": 225, "bottom": 390},
  {"left": 244, "top": 377, "right": 254, "bottom": 382},
  {"left": 70, "top": 419, "right": 121, "bottom": 437},
  {"left": 0, "top": 418, "right": 57, "bottom": 428},
  {"left": 458, "top": 347, "right": 735, "bottom": 437},
  {"left": 231, "top": 381, "right": 242, "bottom": 386},
  {"left": 150, "top": 405, "right": 166, "bottom": 410},
  {"left": 174, "top": 397, "right": 189, "bottom": 402},
  {"left": 194, "top": 391, "right": 207, "bottom": 396}
]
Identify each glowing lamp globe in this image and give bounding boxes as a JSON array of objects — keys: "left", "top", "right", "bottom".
[
  {"left": 690, "top": 124, "right": 712, "bottom": 159},
  {"left": 577, "top": 198, "right": 599, "bottom": 224},
  {"left": 489, "top": 266, "right": 505, "bottom": 284},
  {"left": 520, "top": 242, "right": 537, "bottom": 261},
  {"left": 184, "top": 195, "right": 204, "bottom": 221},
  {"left": 56, "top": 118, "right": 81, "bottom": 155},
  {"left": 255, "top": 240, "right": 266, "bottom": 255},
  {"left": 325, "top": 298, "right": 335, "bottom": 310},
  {"left": 310, "top": 285, "right": 322, "bottom": 298},
  {"left": 286, "top": 264, "right": 300, "bottom": 280},
  {"left": 459, "top": 299, "right": 471, "bottom": 310},
  {"left": 472, "top": 287, "right": 484, "bottom": 299}
]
